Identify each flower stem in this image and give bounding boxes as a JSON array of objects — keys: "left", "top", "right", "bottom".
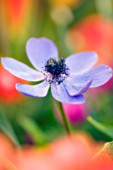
[
  {"left": 87, "top": 116, "right": 113, "bottom": 139},
  {"left": 55, "top": 101, "right": 72, "bottom": 135}
]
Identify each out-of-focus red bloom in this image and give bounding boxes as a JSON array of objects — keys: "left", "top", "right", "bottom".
[
  {"left": 15, "top": 133, "right": 113, "bottom": 170},
  {"left": 68, "top": 15, "right": 113, "bottom": 92},
  {"left": 62, "top": 103, "right": 87, "bottom": 124},
  {"left": 68, "top": 15, "right": 113, "bottom": 66},
  {"left": 0, "top": 65, "right": 26, "bottom": 104},
  {"left": 1, "top": 133, "right": 113, "bottom": 170},
  {"left": 16, "top": 133, "right": 98, "bottom": 170},
  {"left": 0, "top": 0, "right": 31, "bottom": 37}
]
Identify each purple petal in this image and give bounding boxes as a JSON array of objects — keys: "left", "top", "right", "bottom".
[
  {"left": 66, "top": 52, "right": 98, "bottom": 74},
  {"left": 26, "top": 37, "right": 58, "bottom": 71},
  {"left": 1, "top": 57, "right": 45, "bottom": 81},
  {"left": 16, "top": 81, "right": 50, "bottom": 97},
  {"left": 51, "top": 83, "right": 85, "bottom": 104},
  {"left": 64, "top": 78, "right": 92, "bottom": 96},
  {"left": 70, "top": 65, "right": 112, "bottom": 88}
]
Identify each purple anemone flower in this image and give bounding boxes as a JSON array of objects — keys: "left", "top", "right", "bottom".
[{"left": 1, "top": 37, "right": 112, "bottom": 104}]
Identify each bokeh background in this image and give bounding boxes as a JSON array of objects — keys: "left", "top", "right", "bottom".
[{"left": 0, "top": 0, "right": 113, "bottom": 169}]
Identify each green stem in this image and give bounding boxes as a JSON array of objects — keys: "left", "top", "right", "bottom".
[
  {"left": 0, "top": 112, "right": 20, "bottom": 148},
  {"left": 87, "top": 116, "right": 113, "bottom": 139},
  {"left": 55, "top": 101, "right": 72, "bottom": 135}
]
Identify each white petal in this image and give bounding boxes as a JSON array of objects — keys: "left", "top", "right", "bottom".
[
  {"left": 64, "top": 78, "right": 92, "bottom": 96},
  {"left": 70, "top": 65, "right": 112, "bottom": 88},
  {"left": 66, "top": 52, "right": 98, "bottom": 74},
  {"left": 26, "top": 37, "right": 58, "bottom": 71},
  {"left": 1, "top": 57, "right": 44, "bottom": 81},
  {"left": 16, "top": 81, "right": 50, "bottom": 97},
  {"left": 51, "top": 83, "right": 85, "bottom": 104}
]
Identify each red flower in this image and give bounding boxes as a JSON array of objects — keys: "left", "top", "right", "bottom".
[
  {"left": 1, "top": 133, "right": 113, "bottom": 170},
  {"left": 0, "top": 65, "right": 26, "bottom": 104},
  {"left": 68, "top": 15, "right": 113, "bottom": 66},
  {"left": 16, "top": 133, "right": 113, "bottom": 170},
  {"left": 16, "top": 133, "right": 98, "bottom": 170},
  {"left": 68, "top": 15, "right": 113, "bottom": 92}
]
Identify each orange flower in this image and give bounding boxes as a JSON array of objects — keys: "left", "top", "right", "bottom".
[
  {"left": 0, "top": 0, "right": 32, "bottom": 38},
  {"left": 93, "top": 141, "right": 113, "bottom": 169},
  {"left": 68, "top": 15, "right": 113, "bottom": 66},
  {"left": 0, "top": 133, "right": 17, "bottom": 170},
  {"left": 50, "top": 0, "right": 80, "bottom": 8}
]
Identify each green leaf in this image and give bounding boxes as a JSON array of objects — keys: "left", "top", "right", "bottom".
[
  {"left": 67, "top": 0, "right": 96, "bottom": 28},
  {"left": 18, "top": 116, "right": 48, "bottom": 146},
  {"left": 87, "top": 116, "right": 113, "bottom": 139},
  {"left": 0, "top": 112, "right": 20, "bottom": 147}
]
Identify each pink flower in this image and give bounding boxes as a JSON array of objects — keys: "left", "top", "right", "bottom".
[{"left": 62, "top": 103, "right": 87, "bottom": 124}]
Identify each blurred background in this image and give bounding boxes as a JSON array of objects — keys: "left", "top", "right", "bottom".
[{"left": 0, "top": 0, "right": 113, "bottom": 148}]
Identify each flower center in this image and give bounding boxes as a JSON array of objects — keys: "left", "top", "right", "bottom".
[{"left": 44, "top": 58, "right": 69, "bottom": 84}]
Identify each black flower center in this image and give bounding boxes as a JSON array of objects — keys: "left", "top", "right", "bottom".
[
  {"left": 45, "top": 58, "right": 67, "bottom": 75},
  {"left": 45, "top": 58, "right": 69, "bottom": 84}
]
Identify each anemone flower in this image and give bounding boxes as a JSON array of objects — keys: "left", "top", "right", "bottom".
[{"left": 1, "top": 37, "right": 112, "bottom": 104}]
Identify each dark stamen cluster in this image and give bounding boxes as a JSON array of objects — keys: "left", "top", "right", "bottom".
[
  {"left": 45, "top": 58, "right": 69, "bottom": 84},
  {"left": 45, "top": 58, "right": 68, "bottom": 76}
]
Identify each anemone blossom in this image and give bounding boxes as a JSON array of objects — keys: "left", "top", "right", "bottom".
[{"left": 1, "top": 38, "right": 112, "bottom": 104}]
